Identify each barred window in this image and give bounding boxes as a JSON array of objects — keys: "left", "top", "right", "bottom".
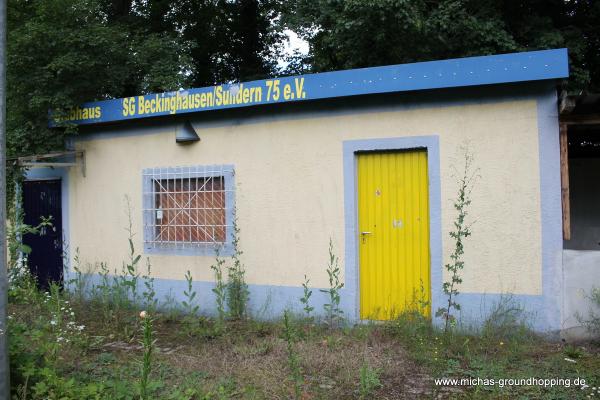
[{"left": 143, "top": 165, "right": 234, "bottom": 255}]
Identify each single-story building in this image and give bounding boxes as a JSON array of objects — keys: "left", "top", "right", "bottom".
[{"left": 19, "top": 48, "right": 600, "bottom": 337}]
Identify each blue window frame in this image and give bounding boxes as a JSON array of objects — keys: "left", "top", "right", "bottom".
[{"left": 142, "top": 165, "right": 235, "bottom": 256}]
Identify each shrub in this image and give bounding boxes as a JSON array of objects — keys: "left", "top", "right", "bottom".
[{"left": 9, "top": 279, "right": 89, "bottom": 399}]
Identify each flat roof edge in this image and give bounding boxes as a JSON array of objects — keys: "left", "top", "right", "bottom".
[{"left": 50, "top": 48, "right": 569, "bottom": 127}]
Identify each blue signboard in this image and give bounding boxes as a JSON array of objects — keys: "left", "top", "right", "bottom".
[{"left": 50, "top": 48, "right": 569, "bottom": 127}]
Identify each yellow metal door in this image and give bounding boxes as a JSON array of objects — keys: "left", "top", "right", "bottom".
[{"left": 358, "top": 150, "right": 430, "bottom": 320}]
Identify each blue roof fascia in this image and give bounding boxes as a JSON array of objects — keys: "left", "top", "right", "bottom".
[{"left": 50, "top": 48, "right": 568, "bottom": 127}]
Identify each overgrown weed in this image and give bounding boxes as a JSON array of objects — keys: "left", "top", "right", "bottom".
[
  {"left": 578, "top": 286, "right": 600, "bottom": 338},
  {"left": 481, "top": 293, "right": 536, "bottom": 343},
  {"left": 7, "top": 193, "right": 600, "bottom": 399},
  {"left": 320, "top": 239, "right": 344, "bottom": 329},
  {"left": 283, "top": 310, "right": 303, "bottom": 399},
  {"left": 226, "top": 211, "right": 249, "bottom": 320},
  {"left": 358, "top": 362, "right": 381, "bottom": 399}
]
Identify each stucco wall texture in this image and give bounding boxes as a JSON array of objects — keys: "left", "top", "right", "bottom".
[{"left": 69, "top": 98, "right": 542, "bottom": 296}]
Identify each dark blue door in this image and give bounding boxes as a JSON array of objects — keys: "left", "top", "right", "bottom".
[{"left": 22, "top": 179, "right": 63, "bottom": 289}]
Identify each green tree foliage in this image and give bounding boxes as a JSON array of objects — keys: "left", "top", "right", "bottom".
[
  {"left": 98, "top": 0, "right": 284, "bottom": 87},
  {"left": 7, "top": 0, "right": 187, "bottom": 157},
  {"left": 6, "top": 0, "right": 599, "bottom": 175},
  {"left": 284, "top": 0, "right": 600, "bottom": 92},
  {"left": 169, "top": 0, "right": 284, "bottom": 86},
  {"left": 6, "top": 0, "right": 283, "bottom": 158}
]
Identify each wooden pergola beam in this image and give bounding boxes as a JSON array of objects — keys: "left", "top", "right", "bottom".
[
  {"left": 559, "top": 122, "right": 571, "bottom": 240},
  {"left": 16, "top": 150, "right": 82, "bottom": 163},
  {"left": 19, "top": 162, "right": 77, "bottom": 168},
  {"left": 16, "top": 150, "right": 86, "bottom": 177}
]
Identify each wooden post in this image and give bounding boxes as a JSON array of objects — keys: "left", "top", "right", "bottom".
[{"left": 559, "top": 122, "right": 571, "bottom": 240}]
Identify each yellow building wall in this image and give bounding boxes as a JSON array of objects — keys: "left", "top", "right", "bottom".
[{"left": 70, "top": 98, "right": 542, "bottom": 295}]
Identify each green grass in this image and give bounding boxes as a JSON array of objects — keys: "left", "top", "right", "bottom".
[
  {"left": 385, "top": 312, "right": 600, "bottom": 399},
  {"left": 7, "top": 279, "right": 600, "bottom": 399}
]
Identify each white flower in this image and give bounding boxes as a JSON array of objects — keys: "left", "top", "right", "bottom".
[
  {"left": 77, "top": 325, "right": 85, "bottom": 331},
  {"left": 70, "top": 312, "right": 75, "bottom": 316},
  {"left": 50, "top": 320, "right": 57, "bottom": 326},
  {"left": 139, "top": 310, "right": 147, "bottom": 319}
]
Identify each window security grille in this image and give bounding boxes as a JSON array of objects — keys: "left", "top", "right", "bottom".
[{"left": 142, "top": 165, "right": 234, "bottom": 253}]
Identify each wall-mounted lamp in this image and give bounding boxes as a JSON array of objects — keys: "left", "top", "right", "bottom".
[{"left": 176, "top": 120, "right": 200, "bottom": 144}]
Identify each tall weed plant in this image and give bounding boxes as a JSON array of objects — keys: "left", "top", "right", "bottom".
[
  {"left": 142, "top": 258, "right": 158, "bottom": 312},
  {"left": 182, "top": 269, "right": 199, "bottom": 316},
  {"left": 7, "top": 203, "right": 53, "bottom": 286},
  {"left": 139, "top": 310, "right": 154, "bottom": 400},
  {"left": 211, "top": 249, "right": 227, "bottom": 331},
  {"left": 118, "top": 195, "right": 141, "bottom": 303},
  {"left": 84, "top": 197, "right": 145, "bottom": 335},
  {"left": 320, "top": 239, "right": 344, "bottom": 328},
  {"left": 226, "top": 212, "right": 249, "bottom": 320},
  {"left": 436, "top": 145, "right": 478, "bottom": 332},
  {"left": 283, "top": 310, "right": 303, "bottom": 399},
  {"left": 66, "top": 247, "right": 90, "bottom": 304},
  {"left": 300, "top": 274, "right": 314, "bottom": 322}
]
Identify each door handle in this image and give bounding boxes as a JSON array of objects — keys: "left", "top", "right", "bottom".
[{"left": 360, "top": 231, "right": 372, "bottom": 244}]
